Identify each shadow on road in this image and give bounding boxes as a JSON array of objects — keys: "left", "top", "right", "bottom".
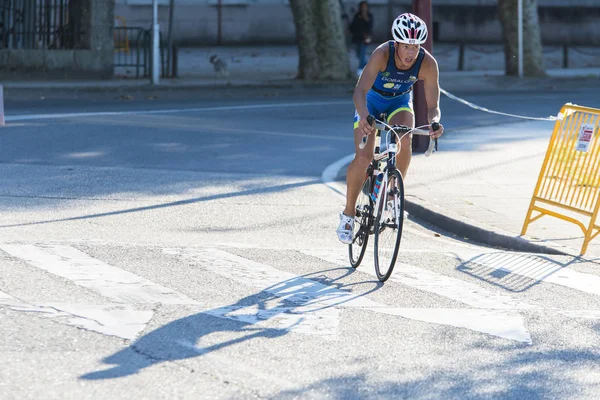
[{"left": 80, "top": 266, "right": 381, "bottom": 380}]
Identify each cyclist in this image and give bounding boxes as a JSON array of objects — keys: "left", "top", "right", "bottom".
[{"left": 337, "top": 12, "right": 445, "bottom": 244}]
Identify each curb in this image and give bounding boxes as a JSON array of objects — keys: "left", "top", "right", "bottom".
[
  {"left": 2, "top": 72, "right": 599, "bottom": 96},
  {"left": 0, "top": 79, "right": 359, "bottom": 94},
  {"left": 404, "top": 196, "right": 570, "bottom": 256},
  {"left": 0, "top": 79, "right": 360, "bottom": 102},
  {"left": 333, "top": 159, "right": 573, "bottom": 256}
]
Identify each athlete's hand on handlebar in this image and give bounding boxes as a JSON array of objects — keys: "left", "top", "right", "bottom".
[
  {"left": 358, "top": 113, "right": 376, "bottom": 137},
  {"left": 430, "top": 121, "right": 444, "bottom": 139}
]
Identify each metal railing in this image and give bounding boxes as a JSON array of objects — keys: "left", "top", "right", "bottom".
[
  {"left": 113, "top": 27, "right": 149, "bottom": 79},
  {"left": 113, "top": 26, "right": 178, "bottom": 79},
  {"left": 0, "top": 0, "right": 85, "bottom": 50},
  {"left": 437, "top": 41, "right": 600, "bottom": 71}
]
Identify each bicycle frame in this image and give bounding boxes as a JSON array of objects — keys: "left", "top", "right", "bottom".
[
  {"left": 355, "top": 115, "right": 436, "bottom": 241},
  {"left": 367, "top": 114, "right": 434, "bottom": 232},
  {"left": 370, "top": 127, "right": 400, "bottom": 229}
]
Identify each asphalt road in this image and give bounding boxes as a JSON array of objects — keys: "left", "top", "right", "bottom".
[
  {"left": 3, "top": 85, "right": 599, "bottom": 176},
  {"left": 1, "top": 86, "right": 600, "bottom": 399}
]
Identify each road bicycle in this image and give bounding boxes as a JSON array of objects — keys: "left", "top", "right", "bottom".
[{"left": 349, "top": 114, "right": 440, "bottom": 282}]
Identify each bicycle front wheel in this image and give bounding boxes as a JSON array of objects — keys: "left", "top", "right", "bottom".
[
  {"left": 374, "top": 169, "right": 405, "bottom": 282},
  {"left": 349, "top": 173, "right": 373, "bottom": 268}
]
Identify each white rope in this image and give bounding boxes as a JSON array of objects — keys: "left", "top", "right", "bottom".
[{"left": 440, "top": 88, "right": 559, "bottom": 121}]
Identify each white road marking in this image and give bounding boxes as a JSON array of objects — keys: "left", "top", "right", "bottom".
[
  {"left": 0, "top": 289, "right": 28, "bottom": 308},
  {"left": 460, "top": 250, "right": 600, "bottom": 298},
  {"left": 165, "top": 248, "right": 381, "bottom": 308},
  {"left": 164, "top": 247, "right": 381, "bottom": 339},
  {"left": 203, "top": 303, "right": 340, "bottom": 339},
  {"left": 0, "top": 243, "right": 200, "bottom": 339},
  {"left": 0, "top": 244, "right": 198, "bottom": 305},
  {"left": 372, "top": 308, "right": 532, "bottom": 343},
  {"left": 166, "top": 247, "right": 532, "bottom": 343},
  {"left": 5, "top": 101, "right": 351, "bottom": 122},
  {"left": 1, "top": 244, "right": 342, "bottom": 339},
  {"left": 1, "top": 243, "right": 344, "bottom": 339},
  {"left": 0, "top": 289, "right": 152, "bottom": 340},
  {"left": 45, "top": 303, "right": 153, "bottom": 340},
  {"left": 321, "top": 154, "right": 354, "bottom": 197},
  {"left": 301, "top": 249, "right": 535, "bottom": 310},
  {"left": 6, "top": 241, "right": 600, "bottom": 344},
  {"left": 395, "top": 262, "right": 534, "bottom": 310}
]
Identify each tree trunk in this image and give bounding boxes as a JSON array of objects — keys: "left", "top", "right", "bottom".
[
  {"left": 289, "top": 0, "right": 353, "bottom": 80},
  {"left": 498, "top": 0, "right": 546, "bottom": 77},
  {"left": 289, "top": 0, "right": 319, "bottom": 79}
]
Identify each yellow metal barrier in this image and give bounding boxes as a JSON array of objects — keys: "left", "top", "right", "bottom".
[
  {"left": 522, "top": 103, "right": 600, "bottom": 255},
  {"left": 114, "top": 16, "right": 130, "bottom": 53}
]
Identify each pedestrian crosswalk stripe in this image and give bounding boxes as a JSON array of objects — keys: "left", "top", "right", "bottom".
[
  {"left": 43, "top": 303, "right": 154, "bottom": 339},
  {"left": 0, "top": 289, "right": 25, "bottom": 308},
  {"left": 163, "top": 247, "right": 383, "bottom": 308},
  {"left": 0, "top": 243, "right": 198, "bottom": 339},
  {"left": 4, "top": 242, "right": 600, "bottom": 344},
  {"left": 458, "top": 250, "right": 600, "bottom": 297},
  {"left": 0, "top": 244, "right": 198, "bottom": 305},
  {"left": 165, "top": 247, "right": 532, "bottom": 343},
  {"left": 0, "top": 288, "right": 152, "bottom": 340},
  {"left": 299, "top": 249, "right": 536, "bottom": 310}
]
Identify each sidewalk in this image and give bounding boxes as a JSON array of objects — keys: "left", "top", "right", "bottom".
[
  {"left": 2, "top": 44, "right": 600, "bottom": 95},
  {"left": 405, "top": 119, "right": 600, "bottom": 261}
]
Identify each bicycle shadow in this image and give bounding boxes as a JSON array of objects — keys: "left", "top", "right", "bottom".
[{"left": 80, "top": 266, "right": 382, "bottom": 380}]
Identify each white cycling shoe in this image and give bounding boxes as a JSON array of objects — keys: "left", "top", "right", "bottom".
[{"left": 336, "top": 213, "right": 354, "bottom": 244}]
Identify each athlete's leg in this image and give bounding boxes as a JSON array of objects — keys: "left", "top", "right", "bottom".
[
  {"left": 337, "top": 93, "right": 382, "bottom": 243},
  {"left": 343, "top": 123, "right": 376, "bottom": 217},
  {"left": 337, "top": 115, "right": 377, "bottom": 244},
  {"left": 387, "top": 108, "right": 415, "bottom": 179}
]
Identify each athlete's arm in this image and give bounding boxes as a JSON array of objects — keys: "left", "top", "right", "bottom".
[
  {"left": 421, "top": 53, "right": 444, "bottom": 139},
  {"left": 353, "top": 45, "right": 386, "bottom": 136}
]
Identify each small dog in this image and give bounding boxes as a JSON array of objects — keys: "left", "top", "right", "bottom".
[{"left": 209, "top": 55, "right": 229, "bottom": 77}]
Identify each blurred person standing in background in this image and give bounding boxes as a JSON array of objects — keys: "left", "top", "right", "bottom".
[{"left": 349, "top": 1, "right": 374, "bottom": 77}]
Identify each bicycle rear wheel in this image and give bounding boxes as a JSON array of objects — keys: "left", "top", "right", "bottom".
[
  {"left": 349, "top": 173, "right": 373, "bottom": 268},
  {"left": 374, "top": 169, "right": 405, "bottom": 281}
]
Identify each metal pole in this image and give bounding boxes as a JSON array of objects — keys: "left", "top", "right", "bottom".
[
  {"left": 8, "top": 0, "right": 14, "bottom": 49},
  {"left": 412, "top": 0, "right": 433, "bottom": 153},
  {"left": 518, "top": 0, "right": 523, "bottom": 78},
  {"left": 152, "top": 0, "right": 160, "bottom": 85},
  {"left": 167, "top": 0, "right": 175, "bottom": 77},
  {"left": 217, "top": 0, "right": 222, "bottom": 45},
  {"left": 0, "top": 85, "right": 5, "bottom": 127}
]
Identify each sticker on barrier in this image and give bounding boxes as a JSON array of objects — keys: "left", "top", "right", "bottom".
[
  {"left": 521, "top": 103, "right": 600, "bottom": 255},
  {"left": 576, "top": 124, "right": 594, "bottom": 152}
]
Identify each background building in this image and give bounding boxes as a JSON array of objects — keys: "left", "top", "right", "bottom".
[
  {"left": 1, "top": 0, "right": 598, "bottom": 78},
  {"left": 115, "top": 0, "right": 599, "bottom": 46}
]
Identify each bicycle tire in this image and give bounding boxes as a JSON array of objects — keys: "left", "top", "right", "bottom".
[
  {"left": 349, "top": 172, "right": 373, "bottom": 268},
  {"left": 373, "top": 168, "right": 405, "bottom": 282}
]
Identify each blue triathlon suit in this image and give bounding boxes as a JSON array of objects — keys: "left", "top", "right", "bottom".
[{"left": 354, "top": 41, "right": 425, "bottom": 129}]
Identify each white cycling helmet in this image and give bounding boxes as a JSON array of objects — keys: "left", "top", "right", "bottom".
[{"left": 391, "top": 13, "right": 428, "bottom": 45}]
